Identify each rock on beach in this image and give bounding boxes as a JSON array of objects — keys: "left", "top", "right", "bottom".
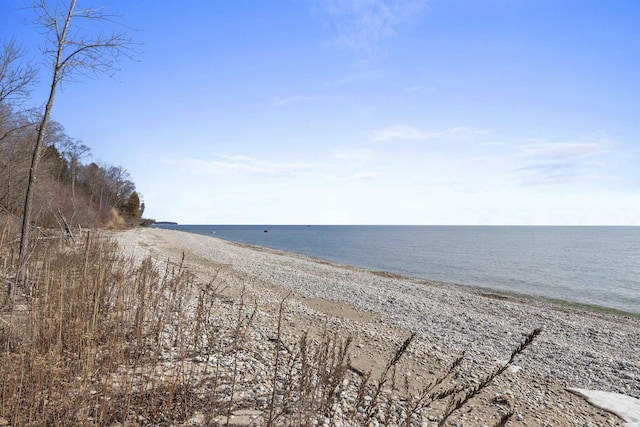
[{"left": 115, "top": 227, "right": 640, "bottom": 426}]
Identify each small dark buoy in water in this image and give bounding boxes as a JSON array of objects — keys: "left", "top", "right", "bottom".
[{"left": 264, "top": 229, "right": 269, "bottom": 233}]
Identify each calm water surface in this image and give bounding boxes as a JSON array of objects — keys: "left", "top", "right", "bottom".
[{"left": 152, "top": 225, "right": 640, "bottom": 314}]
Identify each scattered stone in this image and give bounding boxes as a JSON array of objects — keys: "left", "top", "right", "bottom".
[{"left": 113, "top": 228, "right": 637, "bottom": 426}]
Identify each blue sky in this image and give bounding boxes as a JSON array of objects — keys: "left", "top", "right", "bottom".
[{"left": 2, "top": 0, "right": 639, "bottom": 224}]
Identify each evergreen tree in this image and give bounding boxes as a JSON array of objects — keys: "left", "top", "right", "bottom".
[{"left": 126, "top": 191, "right": 141, "bottom": 219}]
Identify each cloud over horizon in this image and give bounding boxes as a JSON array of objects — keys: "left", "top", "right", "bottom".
[
  {"left": 177, "top": 155, "right": 323, "bottom": 178},
  {"left": 14, "top": 1, "right": 637, "bottom": 225},
  {"left": 370, "top": 125, "right": 490, "bottom": 142},
  {"left": 523, "top": 140, "right": 611, "bottom": 160}
]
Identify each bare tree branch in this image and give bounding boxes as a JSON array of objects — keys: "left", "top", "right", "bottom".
[
  {"left": 13, "top": 0, "right": 137, "bottom": 301},
  {"left": 31, "top": 0, "right": 138, "bottom": 83},
  {"left": 0, "top": 38, "right": 37, "bottom": 106}
]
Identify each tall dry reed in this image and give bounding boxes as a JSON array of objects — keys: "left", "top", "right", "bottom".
[{"left": 0, "top": 226, "right": 540, "bottom": 426}]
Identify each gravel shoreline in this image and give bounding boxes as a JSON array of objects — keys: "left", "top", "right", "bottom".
[{"left": 116, "top": 227, "right": 639, "bottom": 425}]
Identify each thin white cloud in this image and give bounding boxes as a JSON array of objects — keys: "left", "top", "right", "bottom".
[
  {"left": 351, "top": 171, "right": 379, "bottom": 180},
  {"left": 319, "top": 0, "right": 428, "bottom": 55},
  {"left": 516, "top": 163, "right": 580, "bottom": 186},
  {"left": 269, "top": 95, "right": 318, "bottom": 107},
  {"left": 447, "top": 126, "right": 492, "bottom": 137},
  {"left": 403, "top": 85, "right": 430, "bottom": 93},
  {"left": 326, "top": 70, "right": 381, "bottom": 86},
  {"left": 370, "top": 125, "right": 490, "bottom": 141},
  {"left": 178, "top": 155, "right": 321, "bottom": 177},
  {"left": 523, "top": 141, "right": 610, "bottom": 159},
  {"left": 516, "top": 138, "right": 615, "bottom": 186},
  {"left": 333, "top": 148, "right": 373, "bottom": 162},
  {"left": 371, "top": 125, "right": 435, "bottom": 141}
]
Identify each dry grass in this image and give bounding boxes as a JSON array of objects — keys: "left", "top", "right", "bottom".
[{"left": 0, "top": 223, "right": 540, "bottom": 426}]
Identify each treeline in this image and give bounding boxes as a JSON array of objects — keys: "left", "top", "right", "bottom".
[
  {"left": 0, "top": 45, "right": 142, "bottom": 230},
  {"left": 0, "top": 40, "right": 144, "bottom": 228}
]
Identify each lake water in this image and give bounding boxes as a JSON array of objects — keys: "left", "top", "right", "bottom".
[{"left": 152, "top": 225, "right": 640, "bottom": 314}]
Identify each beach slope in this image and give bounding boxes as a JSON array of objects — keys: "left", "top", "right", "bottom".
[{"left": 116, "top": 227, "right": 640, "bottom": 426}]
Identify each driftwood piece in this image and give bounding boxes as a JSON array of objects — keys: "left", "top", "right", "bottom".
[{"left": 55, "top": 209, "right": 75, "bottom": 243}]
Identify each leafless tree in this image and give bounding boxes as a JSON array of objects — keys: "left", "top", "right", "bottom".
[
  {"left": 0, "top": 38, "right": 36, "bottom": 107},
  {"left": 0, "top": 40, "right": 35, "bottom": 227},
  {"left": 58, "top": 136, "right": 90, "bottom": 196},
  {"left": 0, "top": 39, "right": 37, "bottom": 144},
  {"left": 14, "top": 0, "right": 135, "bottom": 299}
]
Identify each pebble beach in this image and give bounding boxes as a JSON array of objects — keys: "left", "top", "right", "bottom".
[{"left": 116, "top": 227, "right": 640, "bottom": 426}]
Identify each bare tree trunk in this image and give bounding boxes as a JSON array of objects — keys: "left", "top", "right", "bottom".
[
  {"left": 8, "top": 0, "right": 133, "bottom": 302},
  {"left": 14, "top": 0, "right": 76, "bottom": 297},
  {"left": 71, "top": 156, "right": 76, "bottom": 197},
  {"left": 56, "top": 208, "right": 74, "bottom": 242}
]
